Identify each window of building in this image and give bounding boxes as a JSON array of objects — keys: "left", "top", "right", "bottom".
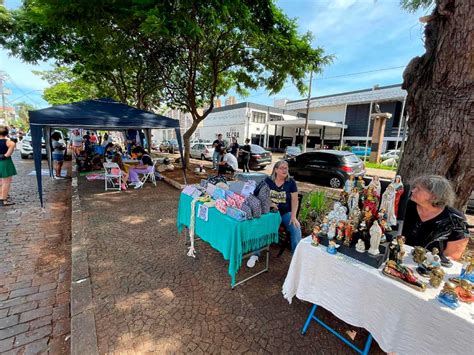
[
  {"left": 252, "top": 111, "right": 266, "bottom": 123},
  {"left": 269, "top": 114, "right": 283, "bottom": 122}
]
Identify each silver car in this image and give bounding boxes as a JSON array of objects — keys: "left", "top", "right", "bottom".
[
  {"left": 190, "top": 143, "right": 215, "bottom": 160},
  {"left": 20, "top": 131, "right": 65, "bottom": 159}
]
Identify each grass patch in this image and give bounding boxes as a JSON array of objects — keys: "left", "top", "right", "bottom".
[{"left": 364, "top": 162, "right": 397, "bottom": 171}]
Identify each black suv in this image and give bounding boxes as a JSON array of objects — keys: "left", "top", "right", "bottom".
[{"left": 287, "top": 150, "right": 365, "bottom": 188}]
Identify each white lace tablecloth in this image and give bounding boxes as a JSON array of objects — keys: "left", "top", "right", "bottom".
[{"left": 282, "top": 237, "right": 474, "bottom": 355}]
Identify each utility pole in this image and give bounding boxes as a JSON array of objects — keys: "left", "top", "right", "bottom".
[
  {"left": 0, "top": 72, "right": 6, "bottom": 124},
  {"left": 302, "top": 66, "right": 314, "bottom": 152}
]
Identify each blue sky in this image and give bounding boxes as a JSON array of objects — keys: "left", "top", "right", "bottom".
[{"left": 0, "top": 0, "right": 431, "bottom": 109}]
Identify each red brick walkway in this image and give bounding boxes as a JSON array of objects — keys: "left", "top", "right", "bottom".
[{"left": 0, "top": 152, "right": 71, "bottom": 354}]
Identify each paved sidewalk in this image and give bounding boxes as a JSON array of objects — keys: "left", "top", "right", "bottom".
[
  {"left": 78, "top": 176, "right": 384, "bottom": 354},
  {"left": 0, "top": 152, "right": 71, "bottom": 354}
]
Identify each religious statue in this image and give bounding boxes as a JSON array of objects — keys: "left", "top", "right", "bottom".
[
  {"left": 379, "top": 185, "right": 397, "bottom": 227},
  {"left": 320, "top": 217, "right": 329, "bottom": 237},
  {"left": 362, "top": 186, "right": 379, "bottom": 216},
  {"left": 417, "top": 248, "right": 442, "bottom": 277},
  {"left": 311, "top": 225, "right": 321, "bottom": 246},
  {"left": 347, "top": 187, "right": 360, "bottom": 215},
  {"left": 363, "top": 206, "right": 373, "bottom": 228},
  {"left": 343, "top": 219, "right": 354, "bottom": 246},
  {"left": 395, "top": 235, "right": 406, "bottom": 264},
  {"left": 378, "top": 209, "right": 392, "bottom": 232},
  {"left": 358, "top": 220, "right": 369, "bottom": 243},
  {"left": 459, "top": 256, "right": 474, "bottom": 283},
  {"left": 367, "top": 175, "right": 381, "bottom": 197},
  {"left": 344, "top": 175, "right": 355, "bottom": 194},
  {"left": 429, "top": 267, "right": 445, "bottom": 288},
  {"left": 455, "top": 280, "right": 474, "bottom": 303},
  {"left": 328, "top": 221, "right": 336, "bottom": 240},
  {"left": 368, "top": 220, "right": 383, "bottom": 256},
  {"left": 412, "top": 246, "right": 427, "bottom": 265},
  {"left": 389, "top": 175, "right": 404, "bottom": 218},
  {"left": 383, "top": 260, "right": 427, "bottom": 291},
  {"left": 336, "top": 221, "right": 345, "bottom": 241},
  {"left": 356, "top": 175, "right": 366, "bottom": 193},
  {"left": 349, "top": 206, "right": 361, "bottom": 225},
  {"left": 327, "top": 239, "right": 337, "bottom": 255},
  {"left": 355, "top": 239, "right": 366, "bottom": 253},
  {"left": 437, "top": 282, "right": 460, "bottom": 309}
]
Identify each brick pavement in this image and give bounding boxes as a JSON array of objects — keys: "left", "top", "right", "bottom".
[
  {"left": 78, "top": 176, "right": 385, "bottom": 354},
  {"left": 0, "top": 152, "right": 71, "bottom": 354}
]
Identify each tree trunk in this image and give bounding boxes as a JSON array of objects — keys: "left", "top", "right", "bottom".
[
  {"left": 399, "top": 0, "right": 474, "bottom": 210},
  {"left": 182, "top": 116, "right": 201, "bottom": 164}
]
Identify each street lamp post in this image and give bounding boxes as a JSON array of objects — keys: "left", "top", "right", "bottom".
[{"left": 302, "top": 67, "right": 314, "bottom": 152}]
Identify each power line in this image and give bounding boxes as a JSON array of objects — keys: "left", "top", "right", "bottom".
[{"left": 243, "top": 65, "right": 406, "bottom": 99}]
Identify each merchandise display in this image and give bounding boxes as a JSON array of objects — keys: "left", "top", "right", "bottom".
[
  {"left": 455, "top": 280, "right": 473, "bottom": 303},
  {"left": 437, "top": 282, "right": 460, "bottom": 309}
]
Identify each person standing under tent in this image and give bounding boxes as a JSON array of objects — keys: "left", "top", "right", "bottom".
[
  {"left": 51, "top": 132, "right": 66, "bottom": 179},
  {"left": 0, "top": 126, "right": 17, "bottom": 206},
  {"left": 212, "top": 133, "right": 224, "bottom": 170}
]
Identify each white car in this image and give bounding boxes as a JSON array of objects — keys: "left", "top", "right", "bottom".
[
  {"left": 380, "top": 149, "right": 400, "bottom": 161},
  {"left": 190, "top": 143, "right": 215, "bottom": 160},
  {"left": 20, "top": 130, "right": 66, "bottom": 159}
]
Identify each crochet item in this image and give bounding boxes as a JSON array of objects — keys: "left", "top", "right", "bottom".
[
  {"left": 187, "top": 195, "right": 213, "bottom": 258},
  {"left": 241, "top": 203, "right": 253, "bottom": 220}
]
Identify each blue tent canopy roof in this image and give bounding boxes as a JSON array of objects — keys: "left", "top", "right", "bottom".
[{"left": 29, "top": 98, "right": 179, "bottom": 129}]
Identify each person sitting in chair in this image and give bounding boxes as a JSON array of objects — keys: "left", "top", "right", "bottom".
[
  {"left": 128, "top": 146, "right": 154, "bottom": 189},
  {"left": 218, "top": 148, "right": 238, "bottom": 177}
]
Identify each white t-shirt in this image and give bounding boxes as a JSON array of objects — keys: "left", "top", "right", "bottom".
[
  {"left": 223, "top": 153, "right": 238, "bottom": 171},
  {"left": 71, "top": 134, "right": 83, "bottom": 147},
  {"left": 52, "top": 140, "right": 65, "bottom": 154}
]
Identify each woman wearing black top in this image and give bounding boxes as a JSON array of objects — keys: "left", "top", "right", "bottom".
[
  {"left": 0, "top": 126, "right": 17, "bottom": 206},
  {"left": 241, "top": 138, "right": 251, "bottom": 173},
  {"left": 402, "top": 175, "right": 468, "bottom": 262}
]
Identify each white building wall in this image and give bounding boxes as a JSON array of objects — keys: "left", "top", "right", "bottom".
[
  {"left": 199, "top": 107, "right": 247, "bottom": 142},
  {"left": 308, "top": 105, "right": 345, "bottom": 123}
]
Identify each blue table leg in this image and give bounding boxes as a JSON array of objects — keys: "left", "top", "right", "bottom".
[{"left": 301, "top": 303, "right": 373, "bottom": 355}]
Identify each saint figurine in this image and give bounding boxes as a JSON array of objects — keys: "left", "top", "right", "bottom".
[
  {"left": 380, "top": 185, "right": 397, "bottom": 227},
  {"left": 437, "top": 282, "right": 460, "bottom": 309},
  {"left": 327, "top": 239, "right": 337, "bottom": 254},
  {"left": 356, "top": 176, "right": 365, "bottom": 193},
  {"left": 455, "top": 280, "right": 474, "bottom": 303},
  {"left": 368, "top": 220, "right": 382, "bottom": 256},
  {"left": 328, "top": 221, "right": 336, "bottom": 240},
  {"left": 311, "top": 225, "right": 321, "bottom": 246},
  {"left": 336, "top": 221, "right": 345, "bottom": 241},
  {"left": 389, "top": 175, "right": 404, "bottom": 218},
  {"left": 344, "top": 175, "right": 355, "bottom": 194},
  {"left": 355, "top": 239, "right": 366, "bottom": 253},
  {"left": 320, "top": 217, "right": 329, "bottom": 237},
  {"left": 368, "top": 175, "right": 381, "bottom": 197},
  {"left": 429, "top": 267, "right": 445, "bottom": 288},
  {"left": 347, "top": 187, "right": 359, "bottom": 215},
  {"left": 362, "top": 186, "right": 378, "bottom": 216},
  {"left": 343, "top": 221, "right": 354, "bottom": 246},
  {"left": 459, "top": 256, "right": 474, "bottom": 283}
]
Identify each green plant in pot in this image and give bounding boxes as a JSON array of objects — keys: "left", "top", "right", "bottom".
[{"left": 299, "top": 190, "right": 331, "bottom": 236}]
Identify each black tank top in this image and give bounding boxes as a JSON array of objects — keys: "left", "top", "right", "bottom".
[{"left": 0, "top": 139, "right": 8, "bottom": 155}]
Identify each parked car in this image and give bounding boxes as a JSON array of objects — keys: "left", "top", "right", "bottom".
[
  {"left": 287, "top": 150, "right": 365, "bottom": 188},
  {"left": 159, "top": 139, "right": 179, "bottom": 153},
  {"left": 190, "top": 142, "right": 215, "bottom": 160},
  {"left": 380, "top": 149, "right": 400, "bottom": 161},
  {"left": 238, "top": 144, "right": 272, "bottom": 170},
  {"left": 20, "top": 130, "right": 66, "bottom": 159},
  {"left": 283, "top": 146, "right": 302, "bottom": 159}
]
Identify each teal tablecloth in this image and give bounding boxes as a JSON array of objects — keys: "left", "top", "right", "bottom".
[{"left": 177, "top": 193, "right": 281, "bottom": 285}]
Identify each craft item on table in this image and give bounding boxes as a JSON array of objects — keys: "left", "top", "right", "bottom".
[
  {"left": 344, "top": 175, "right": 355, "bottom": 193},
  {"left": 336, "top": 221, "right": 345, "bottom": 241},
  {"left": 240, "top": 202, "right": 253, "bottom": 220},
  {"left": 207, "top": 175, "right": 227, "bottom": 185},
  {"left": 327, "top": 239, "right": 338, "bottom": 254},
  {"left": 255, "top": 181, "right": 271, "bottom": 214},
  {"left": 417, "top": 248, "right": 442, "bottom": 277},
  {"left": 349, "top": 206, "right": 361, "bottom": 225},
  {"left": 327, "top": 221, "right": 336, "bottom": 239},
  {"left": 216, "top": 182, "right": 229, "bottom": 190},
  {"left": 244, "top": 194, "right": 262, "bottom": 218},
  {"left": 228, "top": 181, "right": 245, "bottom": 194},
  {"left": 343, "top": 220, "right": 354, "bottom": 246},
  {"left": 367, "top": 175, "right": 381, "bottom": 197},
  {"left": 241, "top": 180, "right": 256, "bottom": 197},
  {"left": 390, "top": 175, "right": 404, "bottom": 217},
  {"left": 368, "top": 221, "right": 383, "bottom": 256},
  {"left": 229, "top": 193, "right": 245, "bottom": 209},
  {"left": 355, "top": 239, "right": 366, "bottom": 253},
  {"left": 320, "top": 217, "right": 329, "bottom": 237},
  {"left": 226, "top": 196, "right": 237, "bottom": 208},
  {"left": 379, "top": 185, "right": 397, "bottom": 227},
  {"left": 225, "top": 190, "right": 235, "bottom": 198},
  {"left": 212, "top": 187, "right": 227, "bottom": 200},
  {"left": 182, "top": 185, "right": 202, "bottom": 198},
  {"left": 200, "top": 179, "right": 208, "bottom": 188},
  {"left": 347, "top": 188, "right": 359, "bottom": 215},
  {"left": 358, "top": 221, "right": 369, "bottom": 244},
  {"left": 311, "top": 225, "right": 321, "bottom": 246},
  {"left": 382, "top": 260, "right": 427, "bottom": 292},
  {"left": 362, "top": 206, "right": 373, "bottom": 228},
  {"left": 215, "top": 199, "right": 228, "bottom": 214},
  {"left": 226, "top": 206, "right": 247, "bottom": 221},
  {"left": 459, "top": 256, "right": 474, "bottom": 283},
  {"left": 378, "top": 209, "right": 392, "bottom": 232},
  {"left": 198, "top": 204, "right": 209, "bottom": 222},
  {"left": 437, "top": 282, "right": 460, "bottom": 309},
  {"left": 356, "top": 175, "right": 365, "bottom": 192},
  {"left": 429, "top": 267, "right": 445, "bottom": 288},
  {"left": 362, "top": 186, "right": 379, "bottom": 216},
  {"left": 455, "top": 280, "right": 473, "bottom": 303},
  {"left": 389, "top": 237, "right": 406, "bottom": 264},
  {"left": 206, "top": 183, "right": 217, "bottom": 197}
]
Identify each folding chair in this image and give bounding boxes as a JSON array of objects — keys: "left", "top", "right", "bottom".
[
  {"left": 104, "top": 162, "right": 122, "bottom": 191},
  {"left": 137, "top": 159, "right": 158, "bottom": 187}
]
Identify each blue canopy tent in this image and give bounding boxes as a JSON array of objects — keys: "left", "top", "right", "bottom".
[{"left": 29, "top": 98, "right": 186, "bottom": 207}]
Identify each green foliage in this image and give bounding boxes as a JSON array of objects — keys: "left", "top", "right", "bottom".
[
  {"left": 364, "top": 162, "right": 397, "bottom": 171},
  {"left": 400, "top": 0, "right": 434, "bottom": 12},
  {"left": 299, "top": 190, "right": 330, "bottom": 234},
  {"left": 333, "top": 145, "right": 352, "bottom": 151},
  {"left": 10, "top": 102, "right": 34, "bottom": 131}
]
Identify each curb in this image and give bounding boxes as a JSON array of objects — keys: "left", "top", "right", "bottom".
[
  {"left": 70, "top": 166, "right": 99, "bottom": 355},
  {"left": 161, "top": 174, "right": 185, "bottom": 190}
]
